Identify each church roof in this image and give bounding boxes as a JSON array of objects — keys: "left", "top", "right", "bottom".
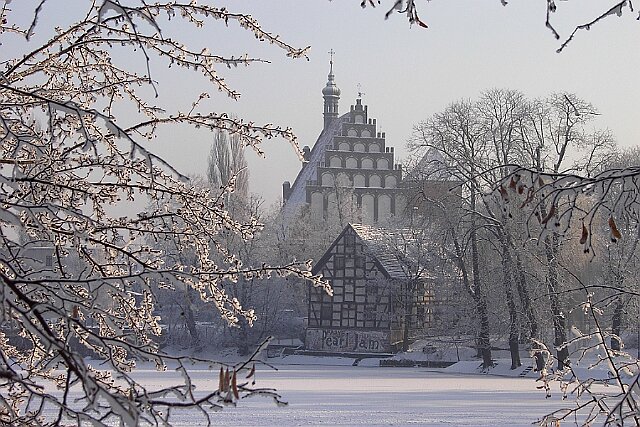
[
  {"left": 405, "top": 148, "right": 458, "bottom": 182},
  {"left": 281, "top": 113, "right": 348, "bottom": 221},
  {"left": 322, "top": 69, "right": 341, "bottom": 97}
]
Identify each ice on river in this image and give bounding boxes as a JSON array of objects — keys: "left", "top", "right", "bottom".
[{"left": 133, "top": 360, "right": 565, "bottom": 426}]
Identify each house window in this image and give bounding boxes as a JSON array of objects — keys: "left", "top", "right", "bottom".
[
  {"left": 334, "top": 256, "right": 345, "bottom": 270},
  {"left": 45, "top": 255, "right": 53, "bottom": 267},
  {"left": 342, "top": 304, "right": 356, "bottom": 327}
]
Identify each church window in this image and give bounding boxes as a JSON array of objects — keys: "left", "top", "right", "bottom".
[
  {"left": 385, "top": 175, "right": 397, "bottom": 188},
  {"left": 321, "top": 173, "right": 334, "bottom": 186}
]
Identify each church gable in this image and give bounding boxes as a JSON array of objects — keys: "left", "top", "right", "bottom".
[{"left": 282, "top": 61, "right": 408, "bottom": 225}]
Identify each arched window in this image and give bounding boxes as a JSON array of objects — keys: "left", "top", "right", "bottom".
[
  {"left": 378, "top": 195, "right": 391, "bottom": 221},
  {"left": 336, "top": 173, "right": 351, "bottom": 187},
  {"left": 385, "top": 175, "right": 397, "bottom": 188},
  {"left": 377, "top": 158, "right": 389, "bottom": 170},
  {"left": 321, "top": 173, "right": 334, "bottom": 187},
  {"left": 329, "top": 156, "right": 342, "bottom": 167},
  {"left": 361, "top": 158, "right": 374, "bottom": 169},
  {"left": 362, "top": 194, "right": 374, "bottom": 224}
]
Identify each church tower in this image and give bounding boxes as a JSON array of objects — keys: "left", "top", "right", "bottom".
[{"left": 322, "top": 51, "right": 340, "bottom": 130}]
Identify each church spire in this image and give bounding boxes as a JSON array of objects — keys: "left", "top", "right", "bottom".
[{"left": 322, "top": 49, "right": 340, "bottom": 130}]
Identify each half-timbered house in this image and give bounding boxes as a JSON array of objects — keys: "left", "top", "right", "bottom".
[{"left": 306, "top": 223, "right": 434, "bottom": 354}]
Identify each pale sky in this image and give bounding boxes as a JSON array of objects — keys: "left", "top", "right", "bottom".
[
  {"left": 7, "top": 1, "right": 640, "bottom": 207},
  {"left": 179, "top": 0, "right": 640, "bottom": 207}
]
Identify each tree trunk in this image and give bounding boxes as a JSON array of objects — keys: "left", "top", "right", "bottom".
[
  {"left": 545, "top": 234, "right": 568, "bottom": 370},
  {"left": 403, "top": 316, "right": 410, "bottom": 352},
  {"left": 183, "top": 300, "right": 200, "bottom": 347},
  {"left": 470, "top": 188, "right": 492, "bottom": 369},
  {"left": 611, "top": 296, "right": 624, "bottom": 351},
  {"left": 501, "top": 239, "right": 521, "bottom": 370},
  {"left": 452, "top": 229, "right": 492, "bottom": 368},
  {"left": 511, "top": 245, "right": 545, "bottom": 371}
]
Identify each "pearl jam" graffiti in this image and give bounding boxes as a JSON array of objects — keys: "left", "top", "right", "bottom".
[{"left": 305, "top": 328, "right": 389, "bottom": 353}]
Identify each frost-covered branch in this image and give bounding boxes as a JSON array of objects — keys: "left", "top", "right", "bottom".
[
  {"left": 364, "top": 0, "right": 639, "bottom": 51},
  {"left": 0, "top": 1, "right": 324, "bottom": 425}
]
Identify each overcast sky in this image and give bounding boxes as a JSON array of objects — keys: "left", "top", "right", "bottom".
[
  {"left": 9, "top": 1, "right": 640, "bottom": 207},
  {"left": 192, "top": 0, "right": 640, "bottom": 207}
]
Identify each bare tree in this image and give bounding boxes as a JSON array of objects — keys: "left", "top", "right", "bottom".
[
  {"left": 0, "top": 1, "right": 329, "bottom": 425},
  {"left": 208, "top": 127, "right": 249, "bottom": 206},
  {"left": 410, "top": 99, "right": 495, "bottom": 369},
  {"left": 492, "top": 122, "right": 640, "bottom": 424}
]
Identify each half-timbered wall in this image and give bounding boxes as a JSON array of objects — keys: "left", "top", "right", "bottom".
[{"left": 308, "top": 228, "right": 391, "bottom": 331}]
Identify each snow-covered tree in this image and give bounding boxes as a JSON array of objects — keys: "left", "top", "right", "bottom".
[
  {"left": 498, "top": 147, "right": 640, "bottom": 425},
  {"left": 208, "top": 127, "right": 249, "bottom": 207},
  {"left": 0, "top": 1, "right": 328, "bottom": 425},
  {"left": 410, "top": 98, "right": 496, "bottom": 369},
  {"left": 410, "top": 89, "right": 617, "bottom": 371}
]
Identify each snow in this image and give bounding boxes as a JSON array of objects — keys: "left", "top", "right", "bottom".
[
  {"left": 38, "top": 344, "right": 628, "bottom": 426},
  {"left": 41, "top": 355, "right": 574, "bottom": 426},
  {"left": 165, "top": 361, "right": 563, "bottom": 426}
]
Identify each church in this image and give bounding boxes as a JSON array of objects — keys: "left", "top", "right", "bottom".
[{"left": 282, "top": 60, "right": 408, "bottom": 224}]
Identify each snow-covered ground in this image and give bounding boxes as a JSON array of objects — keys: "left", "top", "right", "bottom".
[
  {"left": 131, "top": 357, "right": 567, "bottom": 426},
  {"left": 39, "top": 349, "right": 622, "bottom": 426}
]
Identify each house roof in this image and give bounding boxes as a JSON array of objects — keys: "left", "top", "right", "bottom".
[
  {"left": 313, "top": 223, "right": 433, "bottom": 281},
  {"left": 351, "top": 224, "right": 433, "bottom": 280}
]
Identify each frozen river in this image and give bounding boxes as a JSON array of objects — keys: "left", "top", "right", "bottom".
[{"left": 136, "top": 363, "right": 566, "bottom": 426}]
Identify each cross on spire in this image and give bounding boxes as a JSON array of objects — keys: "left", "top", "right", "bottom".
[
  {"left": 357, "top": 83, "right": 365, "bottom": 99},
  {"left": 328, "top": 49, "right": 335, "bottom": 73}
]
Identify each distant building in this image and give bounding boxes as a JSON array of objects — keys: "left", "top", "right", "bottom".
[
  {"left": 282, "top": 61, "right": 407, "bottom": 225},
  {"left": 306, "top": 224, "right": 434, "bottom": 354}
]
